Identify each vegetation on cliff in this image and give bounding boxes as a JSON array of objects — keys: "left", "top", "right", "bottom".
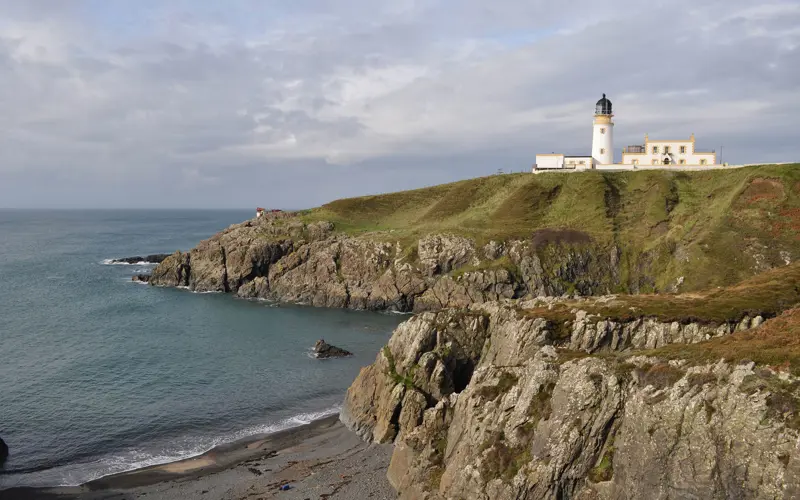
[
  {"left": 521, "top": 260, "right": 800, "bottom": 326},
  {"left": 304, "top": 163, "right": 800, "bottom": 292},
  {"left": 149, "top": 164, "right": 800, "bottom": 310}
]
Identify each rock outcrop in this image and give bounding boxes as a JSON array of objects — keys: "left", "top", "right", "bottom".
[
  {"left": 313, "top": 339, "right": 353, "bottom": 359},
  {"left": 110, "top": 254, "right": 170, "bottom": 265},
  {"left": 341, "top": 302, "right": 800, "bottom": 499},
  {"left": 0, "top": 436, "right": 8, "bottom": 465},
  {"left": 148, "top": 214, "right": 623, "bottom": 312}
]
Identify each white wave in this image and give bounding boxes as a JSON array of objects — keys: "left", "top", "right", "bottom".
[
  {"left": 174, "top": 286, "right": 222, "bottom": 294},
  {"left": 101, "top": 259, "right": 159, "bottom": 266},
  {"left": 39, "top": 405, "right": 342, "bottom": 487},
  {"left": 229, "top": 406, "right": 341, "bottom": 441}
]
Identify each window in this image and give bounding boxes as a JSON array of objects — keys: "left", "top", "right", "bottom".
[
  {"left": 700, "top": 159, "right": 707, "bottom": 165},
  {"left": 652, "top": 146, "right": 659, "bottom": 154},
  {"left": 600, "top": 148, "right": 605, "bottom": 154},
  {"left": 679, "top": 159, "right": 686, "bottom": 165},
  {"left": 679, "top": 145, "right": 686, "bottom": 154},
  {"left": 579, "top": 160, "right": 585, "bottom": 165},
  {"left": 664, "top": 146, "right": 670, "bottom": 154},
  {"left": 600, "top": 128, "right": 606, "bottom": 134}
]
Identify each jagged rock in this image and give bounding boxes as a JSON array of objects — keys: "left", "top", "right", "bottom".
[
  {"left": 131, "top": 274, "right": 150, "bottom": 283},
  {"left": 418, "top": 234, "right": 477, "bottom": 276},
  {"left": 149, "top": 251, "right": 191, "bottom": 288},
  {"left": 110, "top": 254, "right": 170, "bottom": 264},
  {"left": 341, "top": 304, "right": 798, "bottom": 500},
  {"left": 483, "top": 240, "right": 505, "bottom": 260},
  {"left": 146, "top": 213, "right": 697, "bottom": 312},
  {"left": 0, "top": 436, "right": 8, "bottom": 465},
  {"left": 312, "top": 339, "right": 352, "bottom": 359}
]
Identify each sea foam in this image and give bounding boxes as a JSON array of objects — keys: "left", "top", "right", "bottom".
[
  {"left": 19, "top": 406, "right": 342, "bottom": 488},
  {"left": 101, "top": 259, "right": 159, "bottom": 266}
]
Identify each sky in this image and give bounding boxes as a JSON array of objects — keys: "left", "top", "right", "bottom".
[{"left": 0, "top": 0, "right": 798, "bottom": 209}]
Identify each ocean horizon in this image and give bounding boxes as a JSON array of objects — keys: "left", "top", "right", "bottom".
[{"left": 0, "top": 209, "right": 403, "bottom": 489}]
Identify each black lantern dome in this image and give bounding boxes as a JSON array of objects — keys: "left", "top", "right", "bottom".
[{"left": 595, "top": 93, "right": 612, "bottom": 115}]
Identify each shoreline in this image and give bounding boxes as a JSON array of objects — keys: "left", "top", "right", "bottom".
[{"left": 1, "top": 415, "right": 396, "bottom": 500}]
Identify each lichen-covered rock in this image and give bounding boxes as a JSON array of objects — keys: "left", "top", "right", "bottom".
[
  {"left": 146, "top": 213, "right": 691, "bottom": 312},
  {"left": 149, "top": 250, "right": 191, "bottom": 287},
  {"left": 342, "top": 302, "right": 800, "bottom": 500},
  {"left": 566, "top": 313, "right": 752, "bottom": 352},
  {"left": 418, "top": 235, "right": 478, "bottom": 276}
]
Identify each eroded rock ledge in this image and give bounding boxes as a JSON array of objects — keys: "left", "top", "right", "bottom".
[
  {"left": 340, "top": 301, "right": 800, "bottom": 499},
  {"left": 148, "top": 215, "right": 624, "bottom": 312}
]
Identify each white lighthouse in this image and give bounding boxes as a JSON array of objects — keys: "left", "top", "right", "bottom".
[
  {"left": 533, "top": 93, "right": 719, "bottom": 172},
  {"left": 591, "top": 93, "right": 614, "bottom": 165}
]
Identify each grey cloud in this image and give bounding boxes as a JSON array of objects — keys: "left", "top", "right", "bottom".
[{"left": 0, "top": 0, "right": 797, "bottom": 208}]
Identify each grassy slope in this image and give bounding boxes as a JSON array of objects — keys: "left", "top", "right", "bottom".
[
  {"left": 521, "top": 261, "right": 800, "bottom": 325},
  {"left": 652, "top": 307, "right": 800, "bottom": 369},
  {"left": 537, "top": 263, "right": 800, "bottom": 370},
  {"left": 301, "top": 164, "right": 800, "bottom": 292}
]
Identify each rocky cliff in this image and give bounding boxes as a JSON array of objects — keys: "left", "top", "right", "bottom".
[
  {"left": 148, "top": 166, "right": 800, "bottom": 311},
  {"left": 340, "top": 266, "right": 800, "bottom": 499},
  {"left": 148, "top": 214, "right": 622, "bottom": 311}
]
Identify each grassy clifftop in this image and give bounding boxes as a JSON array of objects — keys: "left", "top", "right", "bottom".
[{"left": 301, "top": 163, "right": 800, "bottom": 292}]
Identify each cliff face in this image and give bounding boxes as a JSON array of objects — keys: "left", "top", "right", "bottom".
[
  {"left": 149, "top": 215, "right": 621, "bottom": 312},
  {"left": 340, "top": 300, "right": 800, "bottom": 499},
  {"left": 149, "top": 166, "right": 800, "bottom": 311}
]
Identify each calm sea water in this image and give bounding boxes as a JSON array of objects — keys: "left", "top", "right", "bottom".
[{"left": 0, "top": 210, "right": 403, "bottom": 489}]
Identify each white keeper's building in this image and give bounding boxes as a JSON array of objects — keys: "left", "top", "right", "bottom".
[{"left": 534, "top": 94, "right": 717, "bottom": 172}]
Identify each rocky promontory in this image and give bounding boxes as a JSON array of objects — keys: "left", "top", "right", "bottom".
[
  {"left": 340, "top": 264, "right": 800, "bottom": 499},
  {"left": 147, "top": 215, "right": 622, "bottom": 312},
  {"left": 146, "top": 167, "right": 800, "bottom": 313}
]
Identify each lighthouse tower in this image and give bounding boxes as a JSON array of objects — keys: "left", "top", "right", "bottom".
[{"left": 592, "top": 94, "right": 614, "bottom": 165}]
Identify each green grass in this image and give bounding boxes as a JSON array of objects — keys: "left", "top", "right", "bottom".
[
  {"left": 298, "top": 164, "right": 800, "bottom": 292},
  {"left": 519, "top": 260, "right": 800, "bottom": 326}
]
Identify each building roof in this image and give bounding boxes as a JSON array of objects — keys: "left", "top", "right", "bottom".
[{"left": 564, "top": 155, "right": 591, "bottom": 158}]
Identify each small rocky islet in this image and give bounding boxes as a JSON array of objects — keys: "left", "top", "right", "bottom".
[
  {"left": 136, "top": 165, "right": 800, "bottom": 499},
  {"left": 312, "top": 339, "right": 352, "bottom": 359}
]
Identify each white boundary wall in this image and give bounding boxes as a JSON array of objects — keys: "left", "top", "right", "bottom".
[{"left": 532, "top": 162, "right": 794, "bottom": 174}]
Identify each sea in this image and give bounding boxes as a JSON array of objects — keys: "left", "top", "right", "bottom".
[{"left": 0, "top": 210, "right": 404, "bottom": 489}]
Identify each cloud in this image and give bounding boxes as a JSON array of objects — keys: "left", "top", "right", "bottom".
[{"left": 0, "top": 0, "right": 797, "bottom": 208}]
